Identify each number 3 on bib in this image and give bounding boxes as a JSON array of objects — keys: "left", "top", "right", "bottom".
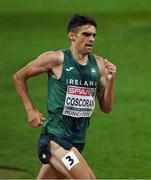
[{"left": 61, "top": 151, "right": 80, "bottom": 170}]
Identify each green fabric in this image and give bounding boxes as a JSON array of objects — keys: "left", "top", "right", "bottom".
[{"left": 42, "top": 49, "right": 101, "bottom": 143}]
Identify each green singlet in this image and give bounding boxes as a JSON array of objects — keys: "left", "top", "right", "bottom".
[{"left": 41, "top": 49, "right": 101, "bottom": 143}]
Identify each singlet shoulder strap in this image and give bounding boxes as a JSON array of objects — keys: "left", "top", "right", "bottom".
[
  {"left": 88, "top": 53, "right": 101, "bottom": 77},
  {"left": 62, "top": 48, "right": 71, "bottom": 64}
]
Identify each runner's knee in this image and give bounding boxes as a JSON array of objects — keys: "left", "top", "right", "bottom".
[
  {"left": 71, "top": 168, "right": 96, "bottom": 179},
  {"left": 89, "top": 171, "right": 96, "bottom": 179}
]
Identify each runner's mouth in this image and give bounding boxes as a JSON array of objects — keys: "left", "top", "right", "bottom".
[
  {"left": 85, "top": 44, "right": 93, "bottom": 47},
  {"left": 85, "top": 44, "right": 93, "bottom": 50}
]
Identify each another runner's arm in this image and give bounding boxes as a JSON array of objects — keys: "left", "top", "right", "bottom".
[
  {"left": 96, "top": 56, "right": 116, "bottom": 113},
  {"left": 12, "top": 51, "right": 63, "bottom": 127}
]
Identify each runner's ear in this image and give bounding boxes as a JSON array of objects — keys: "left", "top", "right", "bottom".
[{"left": 68, "top": 32, "right": 75, "bottom": 41}]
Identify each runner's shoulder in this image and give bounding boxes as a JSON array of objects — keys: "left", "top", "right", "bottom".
[
  {"left": 93, "top": 54, "right": 106, "bottom": 70},
  {"left": 40, "top": 50, "right": 64, "bottom": 65}
]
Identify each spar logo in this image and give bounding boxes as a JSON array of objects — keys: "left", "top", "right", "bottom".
[
  {"left": 63, "top": 86, "right": 96, "bottom": 118},
  {"left": 67, "top": 86, "right": 96, "bottom": 97}
]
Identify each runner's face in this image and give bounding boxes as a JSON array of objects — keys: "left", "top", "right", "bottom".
[{"left": 71, "top": 25, "right": 96, "bottom": 54}]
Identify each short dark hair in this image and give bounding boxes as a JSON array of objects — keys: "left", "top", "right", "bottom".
[{"left": 67, "top": 13, "right": 97, "bottom": 32}]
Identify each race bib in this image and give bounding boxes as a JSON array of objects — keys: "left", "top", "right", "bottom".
[
  {"left": 61, "top": 151, "right": 79, "bottom": 170},
  {"left": 63, "top": 86, "right": 96, "bottom": 118}
]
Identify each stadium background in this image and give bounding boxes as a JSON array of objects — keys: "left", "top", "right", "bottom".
[{"left": 0, "top": 0, "right": 151, "bottom": 178}]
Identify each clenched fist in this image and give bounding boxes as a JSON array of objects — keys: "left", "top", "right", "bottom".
[
  {"left": 104, "top": 59, "right": 116, "bottom": 82},
  {"left": 27, "top": 108, "right": 44, "bottom": 128}
]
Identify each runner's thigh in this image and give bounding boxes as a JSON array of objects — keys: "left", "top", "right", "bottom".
[{"left": 49, "top": 141, "right": 96, "bottom": 179}]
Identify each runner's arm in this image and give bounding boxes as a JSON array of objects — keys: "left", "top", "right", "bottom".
[
  {"left": 12, "top": 51, "right": 63, "bottom": 127},
  {"left": 96, "top": 57, "right": 116, "bottom": 113}
]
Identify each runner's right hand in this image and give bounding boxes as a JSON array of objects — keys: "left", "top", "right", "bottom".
[{"left": 27, "top": 108, "right": 44, "bottom": 128}]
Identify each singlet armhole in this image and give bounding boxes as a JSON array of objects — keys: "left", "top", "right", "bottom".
[{"left": 48, "top": 50, "right": 65, "bottom": 81}]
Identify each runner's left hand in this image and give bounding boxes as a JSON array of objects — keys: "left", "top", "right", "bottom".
[{"left": 104, "top": 59, "right": 116, "bottom": 82}]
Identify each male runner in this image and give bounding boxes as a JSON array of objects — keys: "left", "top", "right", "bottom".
[{"left": 13, "top": 14, "right": 116, "bottom": 179}]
